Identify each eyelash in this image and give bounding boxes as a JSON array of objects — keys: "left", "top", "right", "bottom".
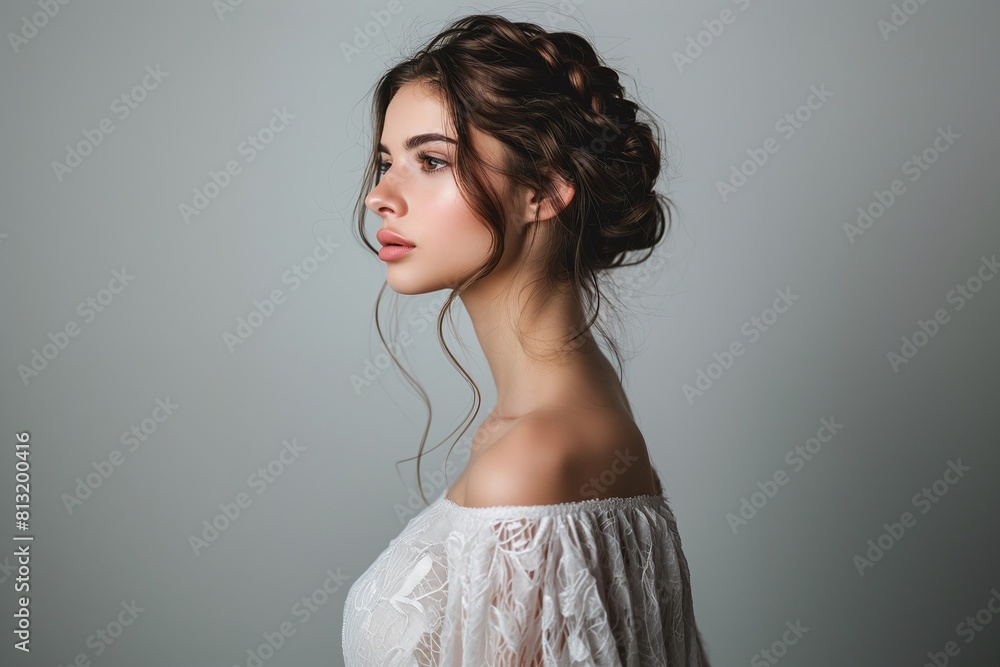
[{"left": 377, "top": 152, "right": 449, "bottom": 176}]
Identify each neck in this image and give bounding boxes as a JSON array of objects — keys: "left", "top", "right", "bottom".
[{"left": 458, "top": 269, "right": 627, "bottom": 420}]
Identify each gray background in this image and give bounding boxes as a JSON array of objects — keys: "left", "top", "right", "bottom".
[{"left": 2, "top": 0, "right": 999, "bottom": 665}]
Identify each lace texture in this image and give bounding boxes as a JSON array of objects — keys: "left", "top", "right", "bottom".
[{"left": 342, "top": 491, "right": 710, "bottom": 666}]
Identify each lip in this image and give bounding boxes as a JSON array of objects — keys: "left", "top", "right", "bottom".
[
  {"left": 376, "top": 228, "right": 415, "bottom": 262},
  {"left": 376, "top": 229, "right": 415, "bottom": 248},
  {"left": 378, "top": 244, "right": 415, "bottom": 261}
]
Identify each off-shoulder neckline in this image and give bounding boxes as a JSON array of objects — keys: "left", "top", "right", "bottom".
[{"left": 437, "top": 489, "right": 667, "bottom": 517}]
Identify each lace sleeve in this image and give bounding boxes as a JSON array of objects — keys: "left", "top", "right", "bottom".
[
  {"left": 438, "top": 512, "right": 625, "bottom": 666},
  {"left": 343, "top": 496, "right": 710, "bottom": 666}
]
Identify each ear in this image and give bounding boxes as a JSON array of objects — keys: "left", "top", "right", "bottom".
[{"left": 522, "top": 172, "right": 576, "bottom": 224}]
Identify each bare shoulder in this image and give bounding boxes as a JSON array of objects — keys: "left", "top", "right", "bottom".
[{"left": 460, "top": 408, "right": 659, "bottom": 508}]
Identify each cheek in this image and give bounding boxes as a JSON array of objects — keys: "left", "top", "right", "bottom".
[
  {"left": 425, "top": 187, "right": 494, "bottom": 257},
  {"left": 433, "top": 221, "right": 494, "bottom": 276}
]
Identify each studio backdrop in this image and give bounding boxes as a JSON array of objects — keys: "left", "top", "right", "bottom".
[{"left": 2, "top": 0, "right": 998, "bottom": 665}]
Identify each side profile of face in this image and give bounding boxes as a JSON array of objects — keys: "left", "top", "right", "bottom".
[{"left": 365, "top": 82, "right": 515, "bottom": 295}]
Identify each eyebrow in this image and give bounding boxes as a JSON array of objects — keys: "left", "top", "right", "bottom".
[{"left": 378, "top": 133, "right": 457, "bottom": 154}]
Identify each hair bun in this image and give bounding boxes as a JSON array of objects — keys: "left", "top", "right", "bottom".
[
  {"left": 576, "top": 88, "right": 667, "bottom": 271},
  {"left": 529, "top": 34, "right": 668, "bottom": 269}
]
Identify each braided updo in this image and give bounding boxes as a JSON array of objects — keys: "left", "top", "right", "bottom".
[
  {"left": 526, "top": 27, "right": 669, "bottom": 273},
  {"left": 354, "top": 14, "right": 674, "bottom": 505}
]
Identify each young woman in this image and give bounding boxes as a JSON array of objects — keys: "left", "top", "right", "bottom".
[{"left": 342, "top": 14, "right": 710, "bottom": 665}]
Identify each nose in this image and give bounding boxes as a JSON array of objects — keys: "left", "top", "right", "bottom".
[{"left": 365, "top": 178, "right": 402, "bottom": 219}]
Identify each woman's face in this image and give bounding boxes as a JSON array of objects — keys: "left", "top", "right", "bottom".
[{"left": 365, "top": 82, "right": 512, "bottom": 295}]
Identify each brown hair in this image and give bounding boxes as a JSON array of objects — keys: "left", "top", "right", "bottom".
[{"left": 352, "top": 14, "right": 674, "bottom": 506}]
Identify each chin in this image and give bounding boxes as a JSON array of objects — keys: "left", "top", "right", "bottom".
[
  {"left": 386, "top": 282, "right": 430, "bottom": 296},
  {"left": 385, "top": 270, "right": 444, "bottom": 296},
  {"left": 385, "top": 260, "right": 474, "bottom": 295}
]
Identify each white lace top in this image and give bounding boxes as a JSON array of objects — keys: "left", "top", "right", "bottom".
[{"left": 342, "top": 488, "right": 710, "bottom": 666}]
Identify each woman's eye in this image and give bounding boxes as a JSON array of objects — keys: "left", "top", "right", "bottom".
[
  {"left": 376, "top": 155, "right": 449, "bottom": 176},
  {"left": 418, "top": 154, "right": 449, "bottom": 173}
]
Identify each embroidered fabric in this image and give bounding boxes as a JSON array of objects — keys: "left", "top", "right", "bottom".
[{"left": 342, "top": 490, "right": 710, "bottom": 666}]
